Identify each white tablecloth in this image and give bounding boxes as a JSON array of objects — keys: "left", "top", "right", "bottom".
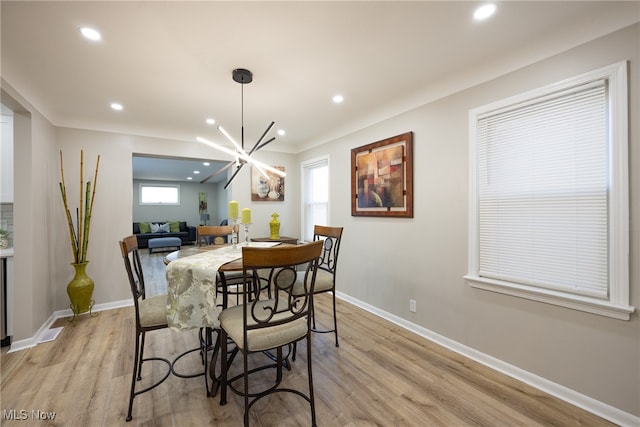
[
  {"left": 166, "top": 245, "right": 243, "bottom": 331},
  {"left": 165, "top": 242, "right": 280, "bottom": 331}
]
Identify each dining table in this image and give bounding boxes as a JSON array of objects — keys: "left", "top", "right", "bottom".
[
  {"left": 164, "top": 241, "right": 280, "bottom": 331},
  {"left": 164, "top": 241, "right": 282, "bottom": 397}
]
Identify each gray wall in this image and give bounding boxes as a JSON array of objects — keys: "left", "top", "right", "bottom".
[
  {"left": 1, "top": 81, "right": 57, "bottom": 346},
  {"left": 298, "top": 23, "right": 640, "bottom": 416}
]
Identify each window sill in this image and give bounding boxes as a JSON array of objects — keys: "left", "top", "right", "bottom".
[{"left": 464, "top": 275, "right": 635, "bottom": 320}]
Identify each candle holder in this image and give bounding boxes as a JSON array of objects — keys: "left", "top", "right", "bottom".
[
  {"left": 229, "top": 218, "right": 239, "bottom": 249},
  {"left": 242, "top": 222, "right": 252, "bottom": 245}
]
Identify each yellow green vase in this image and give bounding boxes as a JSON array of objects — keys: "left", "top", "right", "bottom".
[
  {"left": 269, "top": 212, "right": 280, "bottom": 239},
  {"left": 67, "top": 262, "right": 95, "bottom": 317}
]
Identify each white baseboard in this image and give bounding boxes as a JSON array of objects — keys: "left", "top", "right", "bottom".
[
  {"left": 336, "top": 291, "right": 639, "bottom": 427},
  {"left": 8, "top": 299, "right": 133, "bottom": 353}
]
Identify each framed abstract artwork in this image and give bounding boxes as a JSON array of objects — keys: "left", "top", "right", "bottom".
[
  {"left": 251, "top": 165, "right": 285, "bottom": 201},
  {"left": 351, "top": 132, "right": 413, "bottom": 217}
]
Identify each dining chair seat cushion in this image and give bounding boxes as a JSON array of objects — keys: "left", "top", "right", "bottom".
[
  {"left": 138, "top": 294, "right": 169, "bottom": 328},
  {"left": 292, "top": 269, "right": 333, "bottom": 296},
  {"left": 219, "top": 300, "right": 308, "bottom": 352}
]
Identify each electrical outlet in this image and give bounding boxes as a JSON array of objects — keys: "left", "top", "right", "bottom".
[{"left": 409, "top": 299, "right": 417, "bottom": 313}]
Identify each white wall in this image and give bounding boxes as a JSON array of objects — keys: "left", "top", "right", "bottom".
[{"left": 298, "top": 24, "right": 640, "bottom": 417}]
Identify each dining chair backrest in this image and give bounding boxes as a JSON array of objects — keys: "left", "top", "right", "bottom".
[
  {"left": 313, "top": 225, "right": 343, "bottom": 276},
  {"left": 197, "top": 225, "right": 234, "bottom": 246},
  {"left": 240, "top": 240, "right": 323, "bottom": 334},
  {"left": 119, "top": 235, "right": 147, "bottom": 321},
  {"left": 288, "top": 224, "right": 345, "bottom": 350}
]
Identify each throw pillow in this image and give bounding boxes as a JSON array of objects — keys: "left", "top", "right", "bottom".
[
  {"left": 150, "top": 222, "right": 161, "bottom": 233},
  {"left": 168, "top": 221, "right": 180, "bottom": 232},
  {"left": 139, "top": 222, "right": 151, "bottom": 233},
  {"left": 159, "top": 222, "right": 170, "bottom": 233}
]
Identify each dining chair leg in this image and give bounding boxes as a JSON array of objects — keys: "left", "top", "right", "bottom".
[
  {"left": 137, "top": 332, "right": 146, "bottom": 380},
  {"left": 203, "top": 327, "right": 211, "bottom": 396},
  {"left": 243, "top": 348, "right": 250, "bottom": 427},
  {"left": 310, "top": 297, "right": 317, "bottom": 330},
  {"left": 207, "top": 328, "right": 225, "bottom": 397},
  {"left": 219, "top": 328, "right": 229, "bottom": 405},
  {"left": 306, "top": 334, "right": 317, "bottom": 427},
  {"left": 127, "top": 332, "right": 142, "bottom": 422},
  {"left": 332, "top": 292, "right": 339, "bottom": 347},
  {"left": 199, "top": 327, "right": 207, "bottom": 365},
  {"left": 276, "top": 346, "right": 283, "bottom": 383}
]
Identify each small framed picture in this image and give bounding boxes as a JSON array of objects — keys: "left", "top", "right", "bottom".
[{"left": 251, "top": 165, "right": 285, "bottom": 201}]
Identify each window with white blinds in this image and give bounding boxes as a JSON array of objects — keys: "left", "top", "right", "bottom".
[
  {"left": 301, "top": 157, "right": 329, "bottom": 242},
  {"left": 466, "top": 62, "right": 633, "bottom": 320}
]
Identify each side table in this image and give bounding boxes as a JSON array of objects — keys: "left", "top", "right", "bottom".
[{"left": 251, "top": 236, "right": 298, "bottom": 245}]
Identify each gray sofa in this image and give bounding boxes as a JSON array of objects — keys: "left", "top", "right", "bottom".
[{"left": 132, "top": 221, "right": 196, "bottom": 248}]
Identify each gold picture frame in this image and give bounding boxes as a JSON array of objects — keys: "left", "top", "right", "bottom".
[{"left": 351, "top": 132, "right": 413, "bottom": 217}]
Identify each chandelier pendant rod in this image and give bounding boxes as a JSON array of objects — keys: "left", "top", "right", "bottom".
[{"left": 241, "top": 76, "right": 245, "bottom": 152}]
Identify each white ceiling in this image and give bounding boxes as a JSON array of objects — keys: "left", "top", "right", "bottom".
[
  {"left": 2, "top": 1, "right": 639, "bottom": 182},
  {"left": 132, "top": 154, "right": 229, "bottom": 183}
]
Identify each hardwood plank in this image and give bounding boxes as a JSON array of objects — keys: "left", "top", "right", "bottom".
[{"left": 1, "top": 251, "right": 615, "bottom": 426}]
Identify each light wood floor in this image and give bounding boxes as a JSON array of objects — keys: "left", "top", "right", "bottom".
[{"left": 1, "top": 251, "right": 614, "bottom": 426}]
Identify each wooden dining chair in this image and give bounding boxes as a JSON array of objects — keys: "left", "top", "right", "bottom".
[
  {"left": 119, "top": 235, "right": 173, "bottom": 422},
  {"left": 294, "top": 225, "right": 344, "bottom": 347},
  {"left": 219, "top": 240, "right": 323, "bottom": 426},
  {"left": 197, "top": 225, "right": 234, "bottom": 246},
  {"left": 120, "top": 235, "right": 213, "bottom": 420}
]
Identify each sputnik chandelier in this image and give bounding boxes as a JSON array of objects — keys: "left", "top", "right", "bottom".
[{"left": 197, "top": 68, "right": 286, "bottom": 189}]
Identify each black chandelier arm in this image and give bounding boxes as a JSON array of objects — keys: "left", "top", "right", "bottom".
[
  {"left": 222, "top": 120, "right": 276, "bottom": 188},
  {"left": 249, "top": 121, "right": 275, "bottom": 155},
  {"left": 223, "top": 164, "right": 244, "bottom": 190},
  {"left": 255, "top": 136, "right": 276, "bottom": 152},
  {"left": 200, "top": 160, "right": 235, "bottom": 184}
]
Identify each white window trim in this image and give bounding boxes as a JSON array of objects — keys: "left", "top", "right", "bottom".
[
  {"left": 300, "top": 155, "right": 330, "bottom": 243},
  {"left": 465, "top": 61, "right": 634, "bottom": 320},
  {"left": 139, "top": 183, "right": 180, "bottom": 205}
]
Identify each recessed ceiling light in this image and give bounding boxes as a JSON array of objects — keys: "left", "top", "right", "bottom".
[
  {"left": 332, "top": 94, "right": 344, "bottom": 104},
  {"left": 187, "top": 177, "right": 193, "bottom": 180},
  {"left": 203, "top": 162, "right": 210, "bottom": 166},
  {"left": 206, "top": 118, "right": 215, "bottom": 125},
  {"left": 193, "top": 170, "right": 200, "bottom": 174},
  {"left": 80, "top": 27, "right": 101, "bottom": 41},
  {"left": 474, "top": 3, "right": 497, "bottom": 21},
  {"left": 110, "top": 103, "right": 123, "bottom": 111},
  {"left": 277, "top": 129, "right": 285, "bottom": 136}
]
